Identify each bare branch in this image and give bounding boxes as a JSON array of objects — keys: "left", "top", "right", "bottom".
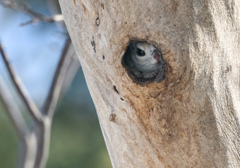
[
  {"left": 0, "top": 81, "right": 38, "bottom": 168},
  {"left": 31, "top": 36, "right": 74, "bottom": 168},
  {"left": 0, "top": 43, "right": 43, "bottom": 123},
  {"left": 42, "top": 36, "right": 73, "bottom": 117},
  {"left": 0, "top": 76, "right": 27, "bottom": 140},
  {"left": 60, "top": 49, "right": 80, "bottom": 96},
  {"left": 0, "top": 2, "right": 73, "bottom": 168},
  {"left": 0, "top": 0, "right": 63, "bottom": 25}
]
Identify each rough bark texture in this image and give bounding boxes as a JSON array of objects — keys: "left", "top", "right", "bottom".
[{"left": 59, "top": 0, "right": 240, "bottom": 167}]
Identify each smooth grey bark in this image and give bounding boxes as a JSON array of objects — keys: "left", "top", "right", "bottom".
[{"left": 59, "top": 1, "right": 240, "bottom": 167}]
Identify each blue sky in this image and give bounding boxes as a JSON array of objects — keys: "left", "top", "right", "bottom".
[{"left": 0, "top": 3, "right": 67, "bottom": 106}]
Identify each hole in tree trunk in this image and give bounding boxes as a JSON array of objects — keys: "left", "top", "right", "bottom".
[{"left": 122, "top": 41, "right": 166, "bottom": 85}]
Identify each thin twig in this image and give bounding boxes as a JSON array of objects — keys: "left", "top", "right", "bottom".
[
  {"left": 0, "top": 43, "right": 43, "bottom": 123},
  {"left": 23, "top": 4, "right": 63, "bottom": 22},
  {"left": 0, "top": 0, "right": 63, "bottom": 25},
  {"left": 42, "top": 36, "right": 72, "bottom": 117}
]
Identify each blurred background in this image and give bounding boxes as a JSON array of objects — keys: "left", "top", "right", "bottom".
[{"left": 0, "top": 0, "right": 111, "bottom": 167}]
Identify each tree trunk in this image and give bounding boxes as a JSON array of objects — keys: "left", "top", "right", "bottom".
[{"left": 59, "top": 1, "right": 240, "bottom": 167}]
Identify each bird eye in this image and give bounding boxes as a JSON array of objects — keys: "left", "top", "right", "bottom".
[{"left": 136, "top": 48, "right": 145, "bottom": 56}]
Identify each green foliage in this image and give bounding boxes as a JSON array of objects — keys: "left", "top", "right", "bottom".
[
  {"left": 0, "top": 107, "right": 17, "bottom": 168},
  {"left": 47, "top": 112, "right": 111, "bottom": 168}
]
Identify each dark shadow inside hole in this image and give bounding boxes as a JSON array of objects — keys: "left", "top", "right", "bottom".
[{"left": 122, "top": 41, "right": 165, "bottom": 85}]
